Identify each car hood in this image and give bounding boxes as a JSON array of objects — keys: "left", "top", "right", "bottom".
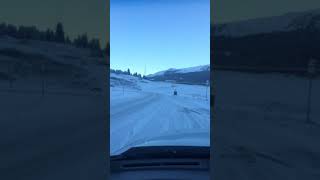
[{"left": 112, "top": 130, "right": 210, "bottom": 156}]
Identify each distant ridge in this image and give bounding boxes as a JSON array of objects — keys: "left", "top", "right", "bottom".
[{"left": 146, "top": 65, "right": 210, "bottom": 85}]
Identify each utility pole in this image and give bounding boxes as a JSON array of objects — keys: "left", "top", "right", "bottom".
[{"left": 306, "top": 58, "right": 317, "bottom": 124}]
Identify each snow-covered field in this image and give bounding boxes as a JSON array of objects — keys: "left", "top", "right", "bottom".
[
  {"left": 213, "top": 71, "right": 320, "bottom": 180},
  {"left": 110, "top": 73, "right": 210, "bottom": 155},
  {"left": 1, "top": 36, "right": 107, "bottom": 179}
]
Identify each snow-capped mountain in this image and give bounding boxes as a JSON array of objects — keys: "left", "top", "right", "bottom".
[
  {"left": 213, "top": 8, "right": 320, "bottom": 37},
  {"left": 148, "top": 65, "right": 209, "bottom": 78},
  {"left": 146, "top": 65, "right": 210, "bottom": 85}
]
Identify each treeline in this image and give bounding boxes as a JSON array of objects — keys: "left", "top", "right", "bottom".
[
  {"left": 0, "top": 22, "right": 107, "bottom": 56},
  {"left": 110, "top": 68, "right": 144, "bottom": 79}
]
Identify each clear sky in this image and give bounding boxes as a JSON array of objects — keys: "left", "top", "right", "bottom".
[{"left": 110, "top": 0, "right": 210, "bottom": 75}]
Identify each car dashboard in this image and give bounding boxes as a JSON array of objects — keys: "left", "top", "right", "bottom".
[{"left": 110, "top": 146, "right": 210, "bottom": 180}]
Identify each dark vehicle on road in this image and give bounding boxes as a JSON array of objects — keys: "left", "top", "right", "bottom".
[{"left": 173, "top": 89, "right": 177, "bottom": 96}]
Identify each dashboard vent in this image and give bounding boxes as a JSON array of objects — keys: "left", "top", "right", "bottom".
[
  {"left": 123, "top": 161, "right": 200, "bottom": 168},
  {"left": 119, "top": 159, "right": 209, "bottom": 170}
]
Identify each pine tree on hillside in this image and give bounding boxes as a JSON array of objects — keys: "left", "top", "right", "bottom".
[
  {"left": 81, "top": 34, "right": 89, "bottom": 47},
  {"left": 0, "top": 21, "right": 105, "bottom": 52},
  {"left": 0, "top": 23, "right": 7, "bottom": 36},
  {"left": 73, "top": 33, "right": 89, "bottom": 48},
  {"left": 89, "top": 38, "right": 101, "bottom": 50},
  {"left": 55, "top": 22, "right": 65, "bottom": 43},
  {"left": 65, "top": 36, "right": 71, "bottom": 44},
  {"left": 6, "top": 24, "right": 18, "bottom": 37},
  {"left": 106, "top": 42, "right": 110, "bottom": 56},
  {"left": 45, "top": 29, "right": 55, "bottom": 41}
]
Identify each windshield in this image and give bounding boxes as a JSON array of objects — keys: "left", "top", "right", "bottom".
[{"left": 110, "top": 0, "right": 210, "bottom": 156}]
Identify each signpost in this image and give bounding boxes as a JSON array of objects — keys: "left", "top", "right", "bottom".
[
  {"left": 171, "top": 81, "right": 176, "bottom": 96},
  {"left": 205, "top": 80, "right": 209, "bottom": 101},
  {"left": 8, "top": 62, "right": 13, "bottom": 89},
  {"left": 306, "top": 58, "right": 317, "bottom": 124},
  {"left": 41, "top": 63, "right": 45, "bottom": 96}
]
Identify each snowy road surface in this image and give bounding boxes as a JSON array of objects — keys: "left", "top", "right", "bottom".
[{"left": 110, "top": 74, "right": 210, "bottom": 155}]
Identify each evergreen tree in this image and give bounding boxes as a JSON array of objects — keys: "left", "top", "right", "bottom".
[
  {"left": 89, "top": 38, "right": 101, "bottom": 50},
  {"left": 73, "top": 33, "right": 89, "bottom": 48},
  {"left": 82, "top": 34, "right": 89, "bottom": 48},
  {"left": 55, "top": 22, "right": 65, "bottom": 43},
  {"left": 45, "top": 29, "right": 55, "bottom": 41},
  {"left": 0, "top": 23, "right": 7, "bottom": 36},
  {"left": 6, "top": 24, "right": 18, "bottom": 37},
  {"left": 106, "top": 42, "right": 110, "bottom": 56},
  {"left": 65, "top": 36, "right": 71, "bottom": 44}
]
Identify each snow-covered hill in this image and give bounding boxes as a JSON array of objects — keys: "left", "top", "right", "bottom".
[
  {"left": 146, "top": 65, "right": 210, "bottom": 85},
  {"left": 0, "top": 35, "right": 106, "bottom": 92},
  {"left": 148, "top": 65, "right": 209, "bottom": 77},
  {"left": 213, "top": 8, "right": 320, "bottom": 37}
]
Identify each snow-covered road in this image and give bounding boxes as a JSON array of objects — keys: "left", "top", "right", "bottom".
[{"left": 110, "top": 74, "right": 210, "bottom": 155}]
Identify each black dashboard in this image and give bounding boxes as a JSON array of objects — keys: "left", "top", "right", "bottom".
[{"left": 110, "top": 146, "right": 210, "bottom": 180}]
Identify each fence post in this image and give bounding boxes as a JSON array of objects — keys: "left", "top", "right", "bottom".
[
  {"left": 206, "top": 80, "right": 209, "bottom": 101},
  {"left": 306, "top": 58, "right": 317, "bottom": 124},
  {"left": 8, "top": 62, "right": 13, "bottom": 89},
  {"left": 41, "top": 62, "right": 45, "bottom": 96}
]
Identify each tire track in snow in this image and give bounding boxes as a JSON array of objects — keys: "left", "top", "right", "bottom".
[
  {"left": 111, "top": 91, "right": 210, "bottom": 154},
  {"left": 111, "top": 92, "right": 159, "bottom": 121},
  {"left": 111, "top": 92, "right": 163, "bottom": 153}
]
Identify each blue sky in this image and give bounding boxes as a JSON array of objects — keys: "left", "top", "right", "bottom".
[{"left": 111, "top": 0, "right": 210, "bottom": 75}]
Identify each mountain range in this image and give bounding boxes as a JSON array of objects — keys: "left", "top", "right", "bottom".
[{"left": 146, "top": 65, "right": 210, "bottom": 85}]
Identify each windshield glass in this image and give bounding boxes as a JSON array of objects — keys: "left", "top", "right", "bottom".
[{"left": 110, "top": 0, "right": 210, "bottom": 156}]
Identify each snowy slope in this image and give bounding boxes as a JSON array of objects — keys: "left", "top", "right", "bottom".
[
  {"left": 110, "top": 73, "right": 210, "bottom": 155},
  {"left": 0, "top": 36, "right": 106, "bottom": 92},
  {"left": 146, "top": 65, "right": 209, "bottom": 85},
  {"left": 175, "top": 65, "right": 209, "bottom": 74},
  {"left": 147, "top": 65, "right": 209, "bottom": 77}
]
